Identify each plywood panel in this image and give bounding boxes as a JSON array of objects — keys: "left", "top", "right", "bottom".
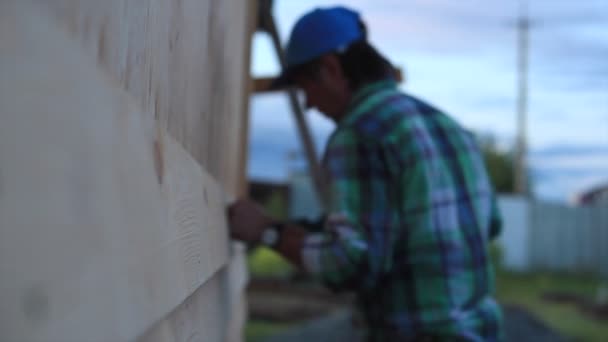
[
  {"left": 0, "top": 2, "right": 232, "bottom": 340},
  {"left": 138, "top": 272, "right": 227, "bottom": 342},
  {"left": 35, "top": 0, "right": 253, "bottom": 194},
  {"left": 139, "top": 242, "right": 249, "bottom": 342}
]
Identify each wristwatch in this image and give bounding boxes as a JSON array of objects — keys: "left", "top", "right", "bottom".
[{"left": 259, "top": 222, "right": 285, "bottom": 248}]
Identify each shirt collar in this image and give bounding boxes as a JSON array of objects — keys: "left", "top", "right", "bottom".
[{"left": 339, "top": 79, "right": 398, "bottom": 127}]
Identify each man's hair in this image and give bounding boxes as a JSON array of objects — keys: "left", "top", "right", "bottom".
[
  {"left": 289, "top": 21, "right": 395, "bottom": 91},
  {"left": 337, "top": 40, "right": 395, "bottom": 90}
]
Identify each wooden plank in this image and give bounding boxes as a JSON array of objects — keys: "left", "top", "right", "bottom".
[
  {"left": 35, "top": 0, "right": 252, "bottom": 190},
  {"left": 235, "top": 0, "right": 258, "bottom": 197},
  {"left": 252, "top": 77, "right": 278, "bottom": 93},
  {"left": 139, "top": 242, "right": 249, "bottom": 342},
  {"left": 225, "top": 242, "right": 250, "bottom": 342},
  {"left": 138, "top": 271, "right": 227, "bottom": 342},
  {"left": 142, "top": 0, "right": 256, "bottom": 340},
  {"left": 0, "top": 2, "right": 230, "bottom": 341},
  {"left": 252, "top": 67, "right": 405, "bottom": 93}
]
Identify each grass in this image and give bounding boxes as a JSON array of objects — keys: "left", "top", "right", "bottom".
[
  {"left": 245, "top": 320, "right": 293, "bottom": 342},
  {"left": 248, "top": 246, "right": 295, "bottom": 279},
  {"left": 245, "top": 244, "right": 608, "bottom": 341},
  {"left": 496, "top": 270, "right": 608, "bottom": 342},
  {"left": 244, "top": 248, "right": 296, "bottom": 341}
]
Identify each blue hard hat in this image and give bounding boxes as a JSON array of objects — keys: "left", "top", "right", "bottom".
[{"left": 272, "top": 6, "right": 364, "bottom": 88}]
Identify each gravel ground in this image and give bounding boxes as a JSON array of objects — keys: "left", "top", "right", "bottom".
[
  {"left": 261, "top": 305, "right": 568, "bottom": 342},
  {"left": 249, "top": 279, "right": 568, "bottom": 342}
]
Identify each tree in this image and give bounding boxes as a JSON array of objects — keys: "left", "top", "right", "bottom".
[{"left": 477, "top": 134, "right": 516, "bottom": 194}]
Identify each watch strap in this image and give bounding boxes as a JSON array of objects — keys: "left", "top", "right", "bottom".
[{"left": 260, "top": 222, "right": 286, "bottom": 248}]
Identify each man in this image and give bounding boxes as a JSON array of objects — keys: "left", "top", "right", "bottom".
[{"left": 229, "top": 6, "right": 503, "bottom": 341}]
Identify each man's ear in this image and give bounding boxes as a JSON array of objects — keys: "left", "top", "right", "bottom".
[{"left": 319, "top": 54, "right": 344, "bottom": 81}]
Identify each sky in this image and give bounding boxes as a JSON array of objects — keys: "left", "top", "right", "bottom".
[{"left": 248, "top": 0, "right": 608, "bottom": 203}]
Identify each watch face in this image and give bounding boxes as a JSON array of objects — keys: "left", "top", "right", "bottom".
[{"left": 261, "top": 228, "right": 279, "bottom": 246}]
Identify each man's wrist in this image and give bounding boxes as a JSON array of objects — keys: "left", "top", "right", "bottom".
[
  {"left": 274, "top": 223, "right": 308, "bottom": 268},
  {"left": 259, "top": 222, "right": 286, "bottom": 248}
]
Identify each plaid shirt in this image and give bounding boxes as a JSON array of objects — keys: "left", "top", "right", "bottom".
[{"left": 301, "top": 80, "right": 503, "bottom": 341}]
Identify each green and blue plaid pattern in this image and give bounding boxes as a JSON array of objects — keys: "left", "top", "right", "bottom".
[{"left": 301, "top": 80, "right": 503, "bottom": 341}]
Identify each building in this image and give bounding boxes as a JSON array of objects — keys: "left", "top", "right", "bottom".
[{"left": 574, "top": 183, "right": 608, "bottom": 206}]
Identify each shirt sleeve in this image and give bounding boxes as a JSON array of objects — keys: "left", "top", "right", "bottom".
[{"left": 301, "top": 128, "right": 395, "bottom": 292}]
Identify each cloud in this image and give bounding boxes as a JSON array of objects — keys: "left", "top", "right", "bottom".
[
  {"left": 250, "top": 94, "right": 335, "bottom": 138},
  {"left": 249, "top": 0, "right": 608, "bottom": 201},
  {"left": 531, "top": 142, "right": 608, "bottom": 200},
  {"left": 529, "top": 1, "right": 608, "bottom": 27},
  {"left": 272, "top": 0, "right": 607, "bottom": 78},
  {"left": 530, "top": 143, "right": 608, "bottom": 200},
  {"left": 530, "top": 25, "right": 608, "bottom": 91},
  {"left": 275, "top": 0, "right": 517, "bottom": 53},
  {"left": 531, "top": 143, "right": 608, "bottom": 158},
  {"left": 248, "top": 94, "right": 335, "bottom": 180},
  {"left": 533, "top": 170, "right": 606, "bottom": 201}
]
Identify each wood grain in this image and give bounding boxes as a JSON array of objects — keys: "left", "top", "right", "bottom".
[
  {"left": 33, "top": 0, "right": 252, "bottom": 189},
  {"left": 0, "top": 0, "right": 252, "bottom": 341},
  {"left": 139, "top": 242, "right": 249, "bottom": 342}
]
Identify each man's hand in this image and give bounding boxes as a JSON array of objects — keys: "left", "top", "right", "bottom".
[{"left": 227, "top": 199, "right": 274, "bottom": 244}]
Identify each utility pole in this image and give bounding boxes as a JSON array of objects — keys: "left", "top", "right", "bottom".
[{"left": 515, "top": 0, "right": 529, "bottom": 195}]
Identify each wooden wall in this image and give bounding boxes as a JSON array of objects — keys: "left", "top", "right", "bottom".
[{"left": 0, "top": 0, "right": 255, "bottom": 341}]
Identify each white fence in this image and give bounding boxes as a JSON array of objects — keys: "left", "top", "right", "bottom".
[
  {"left": 528, "top": 201, "right": 608, "bottom": 277},
  {"left": 496, "top": 197, "right": 531, "bottom": 272},
  {"left": 499, "top": 196, "right": 608, "bottom": 277}
]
